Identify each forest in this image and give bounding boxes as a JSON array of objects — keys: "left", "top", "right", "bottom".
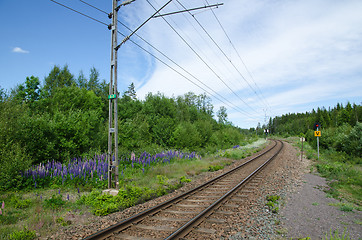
[
  {"left": 268, "top": 102, "right": 362, "bottom": 158},
  {"left": 0, "top": 65, "right": 255, "bottom": 191}
]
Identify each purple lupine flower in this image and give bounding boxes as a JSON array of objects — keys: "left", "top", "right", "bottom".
[
  {"left": 58, "top": 189, "right": 61, "bottom": 195},
  {"left": 1, "top": 201, "right": 4, "bottom": 209},
  {"left": 67, "top": 194, "right": 69, "bottom": 200},
  {"left": 77, "top": 187, "right": 80, "bottom": 194},
  {"left": 0, "top": 209, "right": 2, "bottom": 215},
  {"left": 40, "top": 195, "right": 42, "bottom": 200}
]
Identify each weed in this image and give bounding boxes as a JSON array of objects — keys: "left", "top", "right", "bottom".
[
  {"left": 266, "top": 195, "right": 280, "bottom": 213},
  {"left": 0, "top": 213, "right": 19, "bottom": 225},
  {"left": 353, "top": 219, "right": 362, "bottom": 225},
  {"left": 56, "top": 217, "right": 71, "bottom": 226},
  {"left": 179, "top": 176, "right": 191, "bottom": 183},
  {"left": 323, "top": 229, "right": 351, "bottom": 240},
  {"left": 312, "top": 202, "right": 319, "bottom": 206},
  {"left": 328, "top": 202, "right": 355, "bottom": 212},
  {"left": 9, "top": 227, "right": 36, "bottom": 240},
  {"left": 208, "top": 165, "right": 223, "bottom": 172},
  {"left": 44, "top": 194, "right": 66, "bottom": 210},
  {"left": 339, "top": 204, "right": 354, "bottom": 212}
]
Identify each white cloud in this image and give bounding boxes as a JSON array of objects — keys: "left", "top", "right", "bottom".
[
  {"left": 12, "top": 47, "right": 29, "bottom": 54},
  {"left": 125, "top": 0, "right": 362, "bottom": 128}
]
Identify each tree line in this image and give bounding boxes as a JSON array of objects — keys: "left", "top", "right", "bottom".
[
  {"left": 268, "top": 102, "right": 362, "bottom": 157},
  {"left": 0, "top": 65, "right": 255, "bottom": 190}
]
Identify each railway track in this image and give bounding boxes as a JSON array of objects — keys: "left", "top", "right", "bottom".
[{"left": 84, "top": 140, "right": 284, "bottom": 240}]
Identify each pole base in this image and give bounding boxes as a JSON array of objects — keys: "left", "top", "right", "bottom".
[{"left": 102, "top": 189, "right": 119, "bottom": 196}]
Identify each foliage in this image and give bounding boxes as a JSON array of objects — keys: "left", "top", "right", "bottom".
[
  {"left": 9, "top": 227, "right": 36, "bottom": 240},
  {"left": 44, "top": 194, "right": 66, "bottom": 210},
  {"left": 10, "top": 195, "right": 31, "bottom": 209},
  {"left": 77, "top": 186, "right": 154, "bottom": 216},
  {"left": 208, "top": 165, "right": 223, "bottom": 172},
  {"left": 179, "top": 176, "right": 191, "bottom": 183},
  {"left": 0, "top": 64, "right": 249, "bottom": 191},
  {"left": 266, "top": 195, "right": 280, "bottom": 213},
  {"left": 0, "top": 143, "right": 31, "bottom": 191}
]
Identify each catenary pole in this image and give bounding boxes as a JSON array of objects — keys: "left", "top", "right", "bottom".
[{"left": 108, "top": 0, "right": 119, "bottom": 189}]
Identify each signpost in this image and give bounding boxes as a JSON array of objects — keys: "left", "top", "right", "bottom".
[{"left": 314, "top": 123, "right": 321, "bottom": 160}]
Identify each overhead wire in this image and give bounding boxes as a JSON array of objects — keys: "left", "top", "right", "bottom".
[
  {"left": 50, "top": 0, "right": 253, "bottom": 116},
  {"left": 166, "top": 0, "right": 235, "bottom": 94},
  {"left": 146, "top": 0, "right": 258, "bottom": 115},
  {"left": 78, "top": 0, "right": 254, "bottom": 116},
  {"left": 176, "top": 0, "right": 263, "bottom": 113},
  {"left": 204, "top": 0, "right": 272, "bottom": 114},
  {"left": 49, "top": 0, "right": 108, "bottom": 27}
]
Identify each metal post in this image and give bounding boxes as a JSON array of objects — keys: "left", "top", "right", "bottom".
[
  {"left": 301, "top": 137, "right": 304, "bottom": 161},
  {"left": 113, "top": 0, "right": 119, "bottom": 189},
  {"left": 108, "top": 0, "right": 119, "bottom": 189},
  {"left": 317, "top": 127, "right": 320, "bottom": 160}
]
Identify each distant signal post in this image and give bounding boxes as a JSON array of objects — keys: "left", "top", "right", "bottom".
[{"left": 314, "top": 123, "right": 321, "bottom": 160}]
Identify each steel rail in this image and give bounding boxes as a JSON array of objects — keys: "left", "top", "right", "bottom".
[
  {"left": 165, "top": 140, "right": 284, "bottom": 239},
  {"left": 83, "top": 140, "right": 279, "bottom": 240}
]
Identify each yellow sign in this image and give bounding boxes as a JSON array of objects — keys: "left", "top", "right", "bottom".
[{"left": 314, "top": 131, "right": 321, "bottom": 137}]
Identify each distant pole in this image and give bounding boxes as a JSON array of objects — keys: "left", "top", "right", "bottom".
[
  {"left": 300, "top": 137, "right": 304, "bottom": 161},
  {"left": 317, "top": 127, "right": 320, "bottom": 160}
]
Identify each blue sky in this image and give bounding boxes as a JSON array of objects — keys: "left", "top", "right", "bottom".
[{"left": 1, "top": 0, "right": 361, "bottom": 128}]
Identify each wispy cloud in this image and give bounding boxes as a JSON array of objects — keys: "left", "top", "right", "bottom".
[
  {"left": 12, "top": 47, "right": 29, "bottom": 54},
  {"left": 122, "top": 0, "right": 362, "bottom": 128}
]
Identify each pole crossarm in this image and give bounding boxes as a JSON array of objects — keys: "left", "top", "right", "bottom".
[
  {"left": 115, "top": 0, "right": 172, "bottom": 50},
  {"left": 153, "top": 3, "right": 223, "bottom": 18},
  {"left": 115, "top": 1, "right": 223, "bottom": 50}
]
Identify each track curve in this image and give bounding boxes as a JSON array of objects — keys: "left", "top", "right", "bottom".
[{"left": 83, "top": 140, "right": 284, "bottom": 240}]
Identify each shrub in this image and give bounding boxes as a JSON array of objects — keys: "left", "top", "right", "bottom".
[
  {"left": 44, "top": 194, "right": 66, "bottom": 210},
  {"left": 0, "top": 143, "right": 31, "bottom": 191},
  {"left": 10, "top": 195, "right": 32, "bottom": 209},
  {"left": 208, "top": 165, "right": 223, "bottom": 172},
  {"left": 9, "top": 227, "right": 36, "bottom": 240}
]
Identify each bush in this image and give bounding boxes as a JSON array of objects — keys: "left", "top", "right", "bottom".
[
  {"left": 343, "top": 122, "right": 362, "bottom": 157},
  {"left": 0, "top": 144, "right": 31, "bottom": 191},
  {"left": 44, "top": 194, "right": 66, "bottom": 210},
  {"left": 9, "top": 227, "right": 36, "bottom": 240}
]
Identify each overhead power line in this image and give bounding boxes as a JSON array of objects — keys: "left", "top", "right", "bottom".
[
  {"left": 50, "top": 0, "right": 257, "bottom": 117},
  {"left": 50, "top": 0, "right": 108, "bottom": 26},
  {"left": 146, "top": 0, "right": 258, "bottom": 114},
  {"left": 77, "top": 0, "right": 255, "bottom": 116},
  {"left": 205, "top": 0, "right": 272, "bottom": 113},
  {"left": 176, "top": 0, "right": 264, "bottom": 112}
]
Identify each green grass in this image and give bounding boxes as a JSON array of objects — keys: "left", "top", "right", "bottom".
[{"left": 0, "top": 138, "right": 268, "bottom": 239}]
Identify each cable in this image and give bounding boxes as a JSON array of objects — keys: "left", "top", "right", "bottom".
[
  {"left": 79, "top": 0, "right": 108, "bottom": 15},
  {"left": 205, "top": 0, "right": 272, "bottom": 113},
  {"left": 146, "top": 0, "right": 257, "bottom": 114},
  {"left": 176, "top": 0, "right": 262, "bottom": 113},
  {"left": 50, "top": 0, "right": 109, "bottom": 27},
  {"left": 52, "top": 0, "right": 256, "bottom": 117},
  {"left": 78, "top": 0, "right": 254, "bottom": 116},
  {"left": 117, "top": 30, "right": 250, "bottom": 115}
]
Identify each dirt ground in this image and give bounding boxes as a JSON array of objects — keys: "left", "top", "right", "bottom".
[{"left": 279, "top": 170, "right": 362, "bottom": 239}]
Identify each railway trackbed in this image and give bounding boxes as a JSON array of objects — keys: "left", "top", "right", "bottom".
[{"left": 83, "top": 140, "right": 284, "bottom": 240}]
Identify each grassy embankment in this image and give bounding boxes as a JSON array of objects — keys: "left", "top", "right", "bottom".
[{"left": 0, "top": 139, "right": 268, "bottom": 240}]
